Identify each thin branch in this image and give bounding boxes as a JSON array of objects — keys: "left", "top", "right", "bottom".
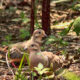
[
  {"left": 0, "top": 60, "right": 6, "bottom": 63},
  {"left": 6, "top": 52, "right": 14, "bottom": 78}
]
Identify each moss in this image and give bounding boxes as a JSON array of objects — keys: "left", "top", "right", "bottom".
[
  {"left": 63, "top": 70, "right": 80, "bottom": 80},
  {"left": 73, "top": 17, "right": 80, "bottom": 35},
  {"left": 73, "top": 4, "right": 80, "bottom": 11}
]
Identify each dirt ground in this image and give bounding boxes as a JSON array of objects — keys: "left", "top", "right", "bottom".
[{"left": 0, "top": 0, "right": 80, "bottom": 80}]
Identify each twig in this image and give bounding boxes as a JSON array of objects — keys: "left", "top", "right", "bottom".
[
  {"left": 6, "top": 52, "right": 14, "bottom": 78},
  {"left": 0, "top": 60, "right": 6, "bottom": 63}
]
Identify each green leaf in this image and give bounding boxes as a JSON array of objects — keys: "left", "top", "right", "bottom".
[
  {"left": 45, "top": 35, "right": 57, "bottom": 45},
  {"left": 1, "top": 41, "right": 9, "bottom": 46},
  {"left": 78, "top": 48, "right": 80, "bottom": 53},
  {"left": 73, "top": 4, "right": 80, "bottom": 11},
  {"left": 35, "top": 64, "right": 50, "bottom": 75},
  {"left": 18, "top": 53, "right": 25, "bottom": 71},
  {"left": 5, "top": 35, "right": 12, "bottom": 41},
  {"left": 8, "top": 49, "right": 10, "bottom": 58},
  {"left": 73, "top": 27, "right": 80, "bottom": 35},
  {"left": 25, "top": 53, "right": 30, "bottom": 66},
  {"left": 19, "top": 33, "right": 27, "bottom": 39},
  {"left": 22, "top": 18, "right": 30, "bottom": 24},
  {"left": 45, "top": 74, "right": 54, "bottom": 79},
  {"left": 35, "top": 22, "right": 41, "bottom": 29},
  {"left": 73, "top": 17, "right": 80, "bottom": 35},
  {"left": 34, "top": 67, "right": 41, "bottom": 72},
  {"left": 63, "top": 70, "right": 80, "bottom": 80},
  {"left": 32, "top": 72, "right": 37, "bottom": 77},
  {"left": 60, "top": 39, "right": 69, "bottom": 46},
  {"left": 39, "top": 71, "right": 44, "bottom": 75},
  {"left": 20, "top": 11, "right": 25, "bottom": 19},
  {"left": 19, "top": 29, "right": 30, "bottom": 39},
  {"left": 60, "top": 22, "right": 73, "bottom": 36},
  {"left": 61, "top": 50, "right": 67, "bottom": 55},
  {"left": 15, "top": 71, "right": 28, "bottom": 80},
  {"left": 12, "top": 18, "right": 21, "bottom": 22},
  {"left": 41, "top": 68, "right": 50, "bottom": 74},
  {"left": 38, "top": 63, "right": 44, "bottom": 70},
  {"left": 34, "top": 63, "right": 44, "bottom": 74},
  {"left": 38, "top": 68, "right": 50, "bottom": 75},
  {"left": 9, "top": 7, "right": 17, "bottom": 12},
  {"left": 50, "top": 63, "right": 53, "bottom": 70},
  {"left": 36, "top": 52, "right": 41, "bottom": 56}
]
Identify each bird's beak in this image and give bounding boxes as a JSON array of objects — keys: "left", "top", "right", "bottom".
[
  {"left": 43, "top": 34, "right": 47, "bottom": 39},
  {"left": 44, "top": 34, "right": 47, "bottom": 38},
  {"left": 24, "top": 47, "right": 28, "bottom": 51}
]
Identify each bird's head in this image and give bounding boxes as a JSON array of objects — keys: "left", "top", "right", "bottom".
[
  {"left": 32, "top": 29, "right": 47, "bottom": 44},
  {"left": 24, "top": 42, "right": 41, "bottom": 54}
]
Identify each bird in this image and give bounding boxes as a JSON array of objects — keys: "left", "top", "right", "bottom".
[
  {"left": 9, "top": 29, "right": 47, "bottom": 60},
  {"left": 9, "top": 29, "right": 47, "bottom": 50},
  {"left": 0, "top": 29, "right": 47, "bottom": 67},
  {"left": 25, "top": 42, "right": 63, "bottom": 72}
]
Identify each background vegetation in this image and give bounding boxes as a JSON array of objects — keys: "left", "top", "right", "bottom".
[{"left": 0, "top": 0, "right": 80, "bottom": 80}]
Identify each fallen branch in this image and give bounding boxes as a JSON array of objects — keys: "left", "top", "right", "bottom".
[
  {"left": 6, "top": 52, "right": 14, "bottom": 79},
  {"left": 0, "top": 60, "right": 6, "bottom": 63}
]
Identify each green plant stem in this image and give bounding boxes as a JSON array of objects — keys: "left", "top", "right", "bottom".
[{"left": 18, "top": 53, "right": 25, "bottom": 71}]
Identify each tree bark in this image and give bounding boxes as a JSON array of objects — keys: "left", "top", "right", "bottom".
[
  {"left": 42, "top": 0, "right": 51, "bottom": 35},
  {"left": 30, "top": 0, "right": 35, "bottom": 35}
]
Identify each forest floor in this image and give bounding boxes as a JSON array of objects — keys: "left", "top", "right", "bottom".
[{"left": 0, "top": 0, "right": 80, "bottom": 80}]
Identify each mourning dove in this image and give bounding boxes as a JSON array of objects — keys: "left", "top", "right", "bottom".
[
  {"left": 0, "top": 29, "right": 47, "bottom": 66},
  {"left": 9, "top": 29, "right": 47, "bottom": 59},
  {"left": 26, "top": 42, "right": 63, "bottom": 72},
  {"left": 9, "top": 29, "right": 47, "bottom": 50}
]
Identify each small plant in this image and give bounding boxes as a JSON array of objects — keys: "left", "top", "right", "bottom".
[
  {"left": 15, "top": 52, "right": 29, "bottom": 80},
  {"left": 72, "top": 4, "right": 80, "bottom": 11},
  {"left": 19, "top": 28, "right": 30, "bottom": 39},
  {"left": 15, "top": 71, "right": 27, "bottom": 80},
  {"left": 60, "top": 21, "right": 73, "bottom": 36},
  {"left": 2, "top": 34, "right": 12, "bottom": 46},
  {"left": 45, "top": 35, "right": 68, "bottom": 46},
  {"left": 63, "top": 70, "right": 80, "bottom": 80},
  {"left": 60, "top": 17, "right": 80, "bottom": 36},
  {"left": 73, "top": 17, "right": 80, "bottom": 36},
  {"left": 45, "top": 35, "right": 57, "bottom": 45},
  {"left": 34, "top": 63, "right": 50, "bottom": 75},
  {"left": 12, "top": 11, "right": 30, "bottom": 25},
  {"left": 78, "top": 48, "right": 80, "bottom": 53},
  {"left": 34, "top": 63, "right": 54, "bottom": 79},
  {"left": 61, "top": 50, "right": 67, "bottom": 55}
]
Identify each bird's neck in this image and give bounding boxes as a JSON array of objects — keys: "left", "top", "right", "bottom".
[
  {"left": 30, "top": 50, "right": 41, "bottom": 54},
  {"left": 31, "top": 36, "right": 42, "bottom": 45}
]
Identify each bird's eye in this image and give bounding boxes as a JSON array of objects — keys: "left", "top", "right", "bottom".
[
  {"left": 31, "top": 44, "right": 34, "bottom": 47},
  {"left": 38, "top": 31, "right": 41, "bottom": 34}
]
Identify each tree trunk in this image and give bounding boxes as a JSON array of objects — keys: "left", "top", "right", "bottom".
[
  {"left": 30, "top": 0, "right": 35, "bottom": 35},
  {"left": 42, "top": 0, "right": 51, "bottom": 35}
]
